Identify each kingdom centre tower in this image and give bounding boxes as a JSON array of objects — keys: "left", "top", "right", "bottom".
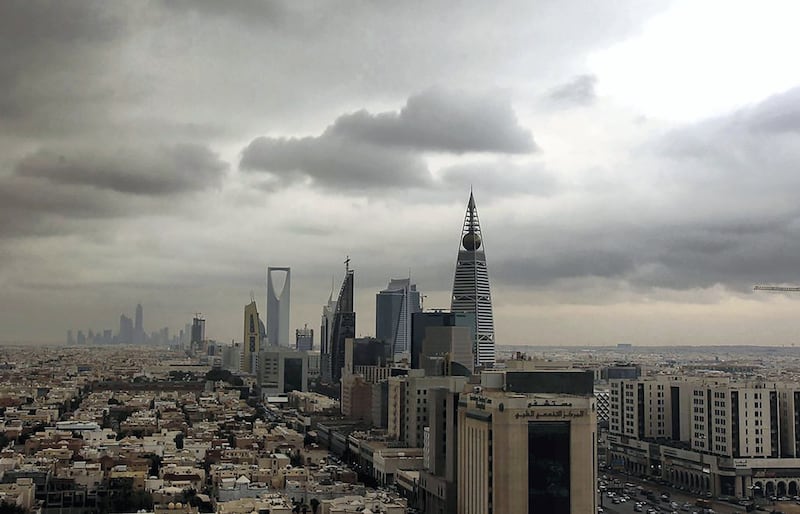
[{"left": 450, "top": 191, "right": 495, "bottom": 367}]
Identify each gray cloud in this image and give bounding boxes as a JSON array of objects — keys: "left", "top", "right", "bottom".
[
  {"left": 0, "top": 175, "right": 128, "bottom": 238},
  {"left": 489, "top": 215, "right": 800, "bottom": 294},
  {"left": 486, "top": 86, "right": 800, "bottom": 294},
  {"left": 546, "top": 74, "right": 597, "bottom": 107},
  {"left": 240, "top": 135, "right": 432, "bottom": 191},
  {"left": 15, "top": 144, "right": 228, "bottom": 196},
  {"left": 438, "top": 161, "right": 557, "bottom": 198},
  {"left": 329, "top": 89, "right": 536, "bottom": 153},
  {"left": 742, "top": 86, "right": 800, "bottom": 134},
  {"left": 0, "top": 2, "right": 130, "bottom": 136},
  {"left": 240, "top": 90, "right": 535, "bottom": 191}
]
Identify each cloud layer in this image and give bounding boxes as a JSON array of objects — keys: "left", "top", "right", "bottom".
[{"left": 241, "top": 89, "right": 536, "bottom": 191}]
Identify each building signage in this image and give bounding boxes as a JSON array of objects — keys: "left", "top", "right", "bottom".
[
  {"left": 515, "top": 409, "right": 585, "bottom": 419},
  {"left": 734, "top": 459, "right": 749, "bottom": 469}
]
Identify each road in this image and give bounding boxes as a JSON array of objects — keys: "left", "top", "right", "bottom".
[{"left": 599, "top": 471, "right": 747, "bottom": 514}]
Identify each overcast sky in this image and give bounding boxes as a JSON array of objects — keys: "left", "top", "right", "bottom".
[{"left": 3, "top": 0, "right": 800, "bottom": 347}]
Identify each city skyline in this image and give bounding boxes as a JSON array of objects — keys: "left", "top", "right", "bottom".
[{"left": 4, "top": 2, "right": 800, "bottom": 346}]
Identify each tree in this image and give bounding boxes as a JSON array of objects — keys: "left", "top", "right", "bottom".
[
  {"left": 174, "top": 432, "right": 184, "bottom": 449},
  {"left": 0, "top": 501, "right": 29, "bottom": 514},
  {"left": 310, "top": 498, "right": 320, "bottom": 514}
]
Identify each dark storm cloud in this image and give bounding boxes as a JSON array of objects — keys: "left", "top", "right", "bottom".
[
  {"left": 490, "top": 216, "right": 800, "bottom": 293},
  {"left": 240, "top": 135, "right": 432, "bottom": 190},
  {"left": 546, "top": 74, "right": 597, "bottom": 107},
  {"left": 15, "top": 144, "right": 228, "bottom": 196},
  {"left": 240, "top": 90, "right": 535, "bottom": 191},
  {"left": 329, "top": 89, "right": 536, "bottom": 153},
  {"left": 0, "top": 175, "right": 127, "bottom": 238}
]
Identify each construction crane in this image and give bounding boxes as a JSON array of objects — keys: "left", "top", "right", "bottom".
[{"left": 753, "top": 285, "right": 800, "bottom": 293}]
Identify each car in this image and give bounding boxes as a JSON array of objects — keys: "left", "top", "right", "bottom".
[
  {"left": 597, "top": 507, "right": 604, "bottom": 513},
  {"left": 634, "top": 505, "right": 644, "bottom": 512}
]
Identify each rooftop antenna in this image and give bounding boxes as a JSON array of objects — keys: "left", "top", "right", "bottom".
[
  {"left": 344, "top": 255, "right": 351, "bottom": 273},
  {"left": 250, "top": 290, "right": 255, "bottom": 303}
]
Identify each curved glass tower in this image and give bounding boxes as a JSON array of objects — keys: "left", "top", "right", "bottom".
[{"left": 450, "top": 191, "right": 495, "bottom": 367}]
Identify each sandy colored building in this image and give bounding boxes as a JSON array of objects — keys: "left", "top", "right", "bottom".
[{"left": 457, "top": 370, "right": 596, "bottom": 514}]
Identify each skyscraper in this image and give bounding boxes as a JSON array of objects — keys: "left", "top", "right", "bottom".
[
  {"left": 266, "top": 266, "right": 291, "bottom": 346},
  {"left": 295, "top": 324, "right": 313, "bottom": 351},
  {"left": 410, "top": 311, "right": 474, "bottom": 372},
  {"left": 134, "top": 303, "right": 144, "bottom": 344},
  {"left": 319, "top": 286, "right": 337, "bottom": 383},
  {"left": 376, "top": 278, "right": 421, "bottom": 358},
  {"left": 327, "top": 266, "right": 355, "bottom": 384},
  {"left": 242, "top": 300, "right": 263, "bottom": 373},
  {"left": 450, "top": 191, "right": 496, "bottom": 367},
  {"left": 191, "top": 316, "right": 205, "bottom": 348},
  {"left": 119, "top": 314, "right": 133, "bottom": 344}
]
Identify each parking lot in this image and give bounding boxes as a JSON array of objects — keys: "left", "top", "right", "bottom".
[{"left": 598, "top": 471, "right": 800, "bottom": 514}]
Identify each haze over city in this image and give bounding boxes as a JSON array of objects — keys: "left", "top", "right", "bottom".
[{"left": 3, "top": 0, "right": 800, "bottom": 346}]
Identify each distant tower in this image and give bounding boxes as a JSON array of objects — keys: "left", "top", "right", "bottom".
[
  {"left": 242, "top": 300, "right": 263, "bottom": 373},
  {"left": 119, "top": 315, "right": 133, "bottom": 344},
  {"left": 266, "top": 267, "right": 291, "bottom": 346},
  {"left": 376, "top": 278, "right": 421, "bottom": 358},
  {"left": 134, "top": 303, "right": 144, "bottom": 344},
  {"left": 450, "top": 191, "right": 496, "bottom": 367},
  {"left": 296, "top": 324, "right": 314, "bottom": 351},
  {"left": 191, "top": 316, "right": 205, "bottom": 348}
]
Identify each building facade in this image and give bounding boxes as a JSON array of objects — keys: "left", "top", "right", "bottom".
[
  {"left": 376, "top": 278, "right": 421, "bottom": 359},
  {"left": 458, "top": 370, "right": 596, "bottom": 514},
  {"left": 295, "top": 324, "right": 313, "bottom": 351},
  {"left": 606, "top": 376, "right": 800, "bottom": 499},
  {"left": 257, "top": 347, "right": 308, "bottom": 395}
]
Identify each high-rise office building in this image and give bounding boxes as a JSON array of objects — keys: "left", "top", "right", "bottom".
[
  {"left": 327, "top": 267, "right": 355, "bottom": 384},
  {"left": 376, "top": 278, "right": 421, "bottom": 358},
  {"left": 450, "top": 191, "right": 496, "bottom": 367},
  {"left": 242, "top": 300, "right": 263, "bottom": 374},
  {"left": 266, "top": 266, "right": 291, "bottom": 346},
  {"left": 134, "top": 303, "right": 144, "bottom": 344},
  {"left": 411, "top": 311, "right": 474, "bottom": 371},
  {"left": 319, "top": 288, "right": 337, "bottom": 384},
  {"left": 191, "top": 316, "right": 205, "bottom": 348},
  {"left": 295, "top": 324, "right": 313, "bottom": 351},
  {"left": 458, "top": 370, "right": 596, "bottom": 514},
  {"left": 67, "top": 330, "right": 74, "bottom": 345}
]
